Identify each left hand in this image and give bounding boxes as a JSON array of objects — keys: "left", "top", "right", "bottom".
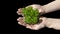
[{"left": 17, "top": 17, "right": 46, "bottom": 30}]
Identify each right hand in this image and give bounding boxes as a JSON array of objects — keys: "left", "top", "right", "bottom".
[{"left": 17, "top": 4, "right": 45, "bottom": 15}]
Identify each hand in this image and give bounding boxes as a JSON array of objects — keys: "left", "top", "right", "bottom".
[
  {"left": 17, "top": 4, "right": 45, "bottom": 15},
  {"left": 26, "top": 4, "right": 45, "bottom": 15},
  {"left": 17, "top": 17, "right": 47, "bottom": 30}
]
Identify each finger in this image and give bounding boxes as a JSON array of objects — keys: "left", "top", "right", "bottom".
[
  {"left": 26, "top": 4, "right": 41, "bottom": 9},
  {"left": 39, "top": 17, "right": 47, "bottom": 21},
  {"left": 26, "top": 24, "right": 32, "bottom": 28},
  {"left": 17, "top": 8, "right": 22, "bottom": 15},
  {"left": 26, "top": 24, "right": 41, "bottom": 30},
  {"left": 39, "top": 17, "right": 47, "bottom": 27},
  {"left": 26, "top": 23, "right": 37, "bottom": 29},
  {"left": 39, "top": 8, "right": 45, "bottom": 15},
  {"left": 17, "top": 17, "right": 23, "bottom": 22},
  {"left": 17, "top": 17, "right": 26, "bottom": 26}
]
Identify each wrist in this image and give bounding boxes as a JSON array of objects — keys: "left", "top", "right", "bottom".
[{"left": 45, "top": 18, "right": 60, "bottom": 30}]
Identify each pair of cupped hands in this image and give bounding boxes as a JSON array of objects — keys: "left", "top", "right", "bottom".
[{"left": 17, "top": 4, "right": 50, "bottom": 30}]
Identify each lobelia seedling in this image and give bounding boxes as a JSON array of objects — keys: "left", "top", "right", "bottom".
[{"left": 22, "top": 6, "right": 40, "bottom": 24}]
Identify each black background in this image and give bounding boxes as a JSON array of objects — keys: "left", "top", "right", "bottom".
[{"left": 15, "top": 0, "right": 60, "bottom": 33}]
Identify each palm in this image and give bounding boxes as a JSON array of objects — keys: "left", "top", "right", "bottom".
[{"left": 17, "top": 17, "right": 46, "bottom": 30}]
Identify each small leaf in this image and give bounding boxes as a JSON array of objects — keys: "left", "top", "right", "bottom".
[{"left": 22, "top": 6, "right": 39, "bottom": 24}]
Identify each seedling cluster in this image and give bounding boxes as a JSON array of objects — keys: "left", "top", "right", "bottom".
[{"left": 22, "top": 7, "right": 39, "bottom": 24}]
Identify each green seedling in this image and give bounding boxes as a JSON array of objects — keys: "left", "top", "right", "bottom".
[{"left": 22, "top": 6, "right": 39, "bottom": 24}]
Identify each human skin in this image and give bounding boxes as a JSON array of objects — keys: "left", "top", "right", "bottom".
[
  {"left": 17, "top": 0, "right": 60, "bottom": 30},
  {"left": 42, "top": 0, "right": 60, "bottom": 13},
  {"left": 45, "top": 18, "right": 60, "bottom": 30}
]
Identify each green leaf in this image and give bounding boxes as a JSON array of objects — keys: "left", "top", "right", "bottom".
[{"left": 22, "top": 6, "right": 39, "bottom": 24}]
